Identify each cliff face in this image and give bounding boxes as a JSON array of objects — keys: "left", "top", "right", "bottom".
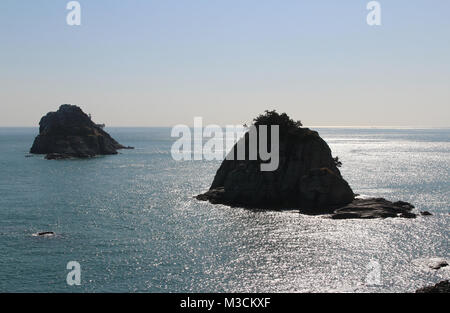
[
  {"left": 197, "top": 126, "right": 355, "bottom": 210},
  {"left": 30, "top": 104, "right": 132, "bottom": 159}
]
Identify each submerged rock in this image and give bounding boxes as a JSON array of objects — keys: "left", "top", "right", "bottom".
[
  {"left": 197, "top": 111, "right": 354, "bottom": 209},
  {"left": 429, "top": 260, "right": 448, "bottom": 270},
  {"left": 33, "top": 231, "right": 55, "bottom": 237},
  {"left": 416, "top": 280, "right": 450, "bottom": 293},
  {"left": 412, "top": 257, "right": 449, "bottom": 271},
  {"left": 331, "top": 198, "right": 417, "bottom": 219},
  {"left": 30, "top": 104, "right": 133, "bottom": 159},
  {"left": 38, "top": 231, "right": 55, "bottom": 236}
]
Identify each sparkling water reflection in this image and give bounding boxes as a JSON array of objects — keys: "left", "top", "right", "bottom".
[{"left": 0, "top": 127, "right": 448, "bottom": 292}]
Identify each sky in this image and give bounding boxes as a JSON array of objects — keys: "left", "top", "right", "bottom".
[{"left": 0, "top": 0, "right": 449, "bottom": 127}]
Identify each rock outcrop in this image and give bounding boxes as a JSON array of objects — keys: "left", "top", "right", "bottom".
[
  {"left": 416, "top": 280, "right": 450, "bottom": 293},
  {"left": 331, "top": 198, "right": 417, "bottom": 219},
  {"left": 426, "top": 259, "right": 449, "bottom": 270},
  {"left": 32, "top": 231, "right": 55, "bottom": 237},
  {"left": 197, "top": 111, "right": 355, "bottom": 209},
  {"left": 30, "top": 104, "right": 133, "bottom": 159}
]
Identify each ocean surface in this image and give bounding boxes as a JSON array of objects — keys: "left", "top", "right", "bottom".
[{"left": 0, "top": 127, "right": 448, "bottom": 292}]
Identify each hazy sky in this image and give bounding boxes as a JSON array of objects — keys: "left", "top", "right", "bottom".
[{"left": 0, "top": 0, "right": 449, "bottom": 127}]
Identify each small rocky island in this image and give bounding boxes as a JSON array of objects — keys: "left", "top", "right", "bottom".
[
  {"left": 197, "top": 110, "right": 417, "bottom": 219},
  {"left": 30, "top": 104, "right": 133, "bottom": 159}
]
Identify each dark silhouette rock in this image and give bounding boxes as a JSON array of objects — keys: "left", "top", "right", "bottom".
[
  {"left": 331, "top": 198, "right": 417, "bottom": 219},
  {"left": 197, "top": 111, "right": 420, "bottom": 219},
  {"left": 37, "top": 231, "right": 55, "bottom": 236},
  {"left": 420, "top": 211, "right": 432, "bottom": 216},
  {"left": 197, "top": 111, "right": 354, "bottom": 209},
  {"left": 32, "top": 231, "right": 55, "bottom": 237},
  {"left": 416, "top": 280, "right": 450, "bottom": 293},
  {"left": 30, "top": 104, "right": 133, "bottom": 159}
]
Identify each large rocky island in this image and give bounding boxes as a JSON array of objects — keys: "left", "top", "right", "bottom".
[
  {"left": 197, "top": 110, "right": 417, "bottom": 219},
  {"left": 30, "top": 104, "right": 133, "bottom": 159}
]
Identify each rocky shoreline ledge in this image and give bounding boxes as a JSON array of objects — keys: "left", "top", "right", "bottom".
[
  {"left": 416, "top": 280, "right": 450, "bottom": 293},
  {"left": 30, "top": 104, "right": 133, "bottom": 159},
  {"left": 331, "top": 198, "right": 417, "bottom": 219},
  {"left": 197, "top": 111, "right": 422, "bottom": 219}
]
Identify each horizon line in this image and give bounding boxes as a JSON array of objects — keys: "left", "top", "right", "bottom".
[{"left": 1, "top": 125, "right": 449, "bottom": 129}]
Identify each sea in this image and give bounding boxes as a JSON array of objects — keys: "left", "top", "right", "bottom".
[{"left": 0, "top": 127, "right": 448, "bottom": 292}]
